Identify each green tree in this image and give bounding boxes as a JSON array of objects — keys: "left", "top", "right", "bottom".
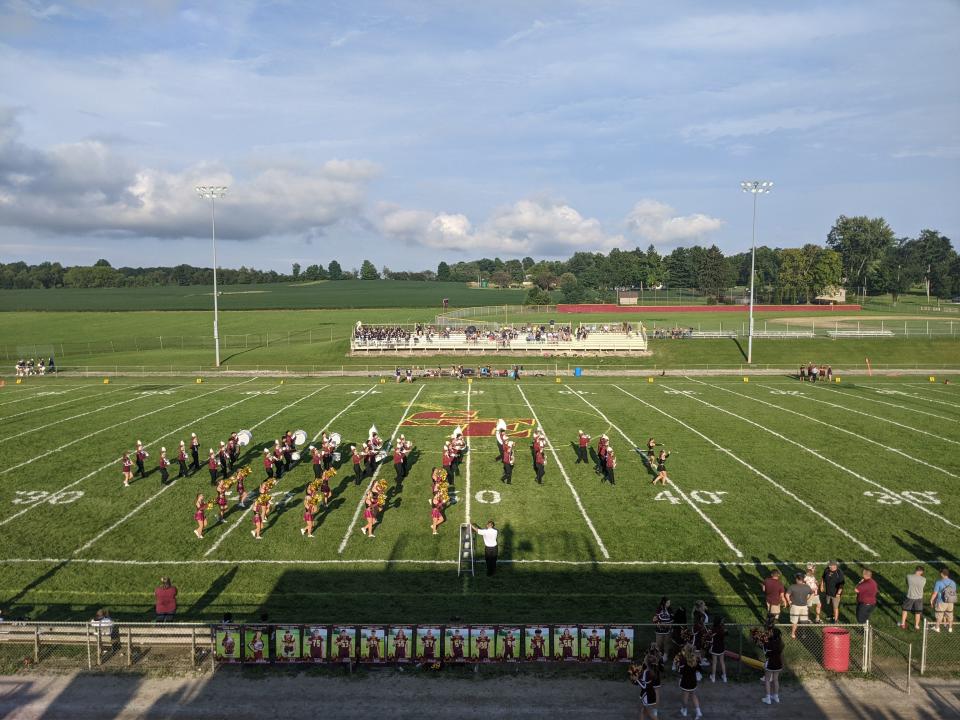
[
  {"left": 826, "top": 215, "right": 895, "bottom": 296},
  {"left": 490, "top": 270, "right": 512, "bottom": 288},
  {"left": 327, "top": 260, "right": 343, "bottom": 280},
  {"left": 437, "top": 261, "right": 451, "bottom": 281},
  {"left": 504, "top": 259, "right": 524, "bottom": 282},
  {"left": 695, "top": 245, "right": 731, "bottom": 299},
  {"left": 521, "top": 256, "right": 535, "bottom": 271},
  {"left": 524, "top": 286, "right": 553, "bottom": 305},
  {"left": 360, "top": 260, "right": 380, "bottom": 280},
  {"left": 291, "top": 263, "right": 301, "bottom": 280},
  {"left": 93, "top": 258, "right": 112, "bottom": 267}
]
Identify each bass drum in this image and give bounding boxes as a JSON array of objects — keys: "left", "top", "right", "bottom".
[
  {"left": 332, "top": 452, "right": 341, "bottom": 462},
  {"left": 236, "top": 429, "right": 253, "bottom": 447},
  {"left": 291, "top": 451, "right": 301, "bottom": 462},
  {"left": 328, "top": 432, "right": 342, "bottom": 448},
  {"left": 292, "top": 429, "right": 307, "bottom": 447}
]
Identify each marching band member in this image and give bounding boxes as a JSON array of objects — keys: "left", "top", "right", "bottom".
[
  {"left": 272, "top": 442, "right": 284, "bottom": 480},
  {"left": 533, "top": 436, "right": 546, "bottom": 485},
  {"left": 653, "top": 449, "right": 670, "bottom": 485},
  {"left": 207, "top": 450, "right": 218, "bottom": 484},
  {"left": 310, "top": 445, "right": 322, "bottom": 479},
  {"left": 502, "top": 440, "right": 514, "bottom": 485},
  {"left": 190, "top": 433, "right": 200, "bottom": 472},
  {"left": 363, "top": 440, "right": 376, "bottom": 478},
  {"left": 177, "top": 441, "right": 189, "bottom": 478},
  {"left": 193, "top": 493, "right": 207, "bottom": 539},
  {"left": 282, "top": 430, "right": 294, "bottom": 471},
  {"left": 351, "top": 445, "right": 362, "bottom": 485},
  {"left": 576, "top": 430, "right": 590, "bottom": 464},
  {"left": 605, "top": 446, "right": 617, "bottom": 485},
  {"left": 495, "top": 424, "right": 508, "bottom": 462},
  {"left": 596, "top": 434, "right": 608, "bottom": 475},
  {"left": 121, "top": 451, "right": 133, "bottom": 488},
  {"left": 321, "top": 439, "right": 333, "bottom": 471},
  {"left": 135, "top": 441, "right": 147, "bottom": 479},
  {"left": 393, "top": 444, "right": 405, "bottom": 485},
  {"left": 217, "top": 442, "right": 229, "bottom": 479},
  {"left": 158, "top": 448, "right": 170, "bottom": 485},
  {"left": 441, "top": 441, "right": 454, "bottom": 479},
  {"left": 361, "top": 490, "right": 378, "bottom": 538},
  {"left": 263, "top": 448, "right": 274, "bottom": 480},
  {"left": 402, "top": 436, "right": 413, "bottom": 477},
  {"left": 228, "top": 432, "right": 240, "bottom": 471}
]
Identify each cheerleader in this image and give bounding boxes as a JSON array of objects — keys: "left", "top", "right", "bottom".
[
  {"left": 320, "top": 471, "right": 332, "bottom": 507},
  {"left": 121, "top": 452, "right": 133, "bottom": 488},
  {"left": 653, "top": 450, "right": 670, "bottom": 485},
  {"left": 207, "top": 450, "right": 218, "bottom": 484},
  {"left": 672, "top": 644, "right": 703, "bottom": 719},
  {"left": 258, "top": 480, "right": 272, "bottom": 519},
  {"left": 301, "top": 497, "right": 317, "bottom": 538},
  {"left": 632, "top": 653, "right": 660, "bottom": 720},
  {"left": 351, "top": 445, "right": 363, "bottom": 485},
  {"left": 193, "top": 493, "right": 207, "bottom": 538},
  {"left": 646, "top": 437, "right": 659, "bottom": 468},
  {"left": 251, "top": 506, "right": 263, "bottom": 540},
  {"left": 761, "top": 625, "right": 784, "bottom": 705},
  {"left": 176, "top": 441, "right": 189, "bottom": 478},
  {"left": 215, "top": 479, "right": 228, "bottom": 523},
  {"left": 430, "top": 494, "right": 445, "bottom": 535},
  {"left": 360, "top": 490, "right": 378, "bottom": 538},
  {"left": 692, "top": 600, "right": 709, "bottom": 662},
  {"left": 708, "top": 617, "right": 727, "bottom": 683},
  {"left": 235, "top": 471, "right": 248, "bottom": 508},
  {"left": 652, "top": 597, "right": 672, "bottom": 655},
  {"left": 158, "top": 448, "right": 170, "bottom": 485}
]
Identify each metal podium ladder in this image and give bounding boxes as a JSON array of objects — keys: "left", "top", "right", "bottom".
[{"left": 458, "top": 523, "right": 474, "bottom": 576}]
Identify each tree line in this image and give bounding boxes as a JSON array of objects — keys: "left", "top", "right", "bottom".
[{"left": 2, "top": 216, "right": 956, "bottom": 303}]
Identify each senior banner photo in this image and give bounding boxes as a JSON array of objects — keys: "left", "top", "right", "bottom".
[
  {"left": 332, "top": 626, "right": 356, "bottom": 663},
  {"left": 360, "top": 626, "right": 385, "bottom": 663},
  {"left": 275, "top": 626, "right": 300, "bottom": 663},
  {"left": 470, "top": 625, "right": 495, "bottom": 663},
  {"left": 445, "top": 626, "right": 468, "bottom": 663},
  {"left": 608, "top": 626, "right": 634, "bottom": 662},
  {"left": 415, "top": 626, "right": 441, "bottom": 662},
  {"left": 387, "top": 626, "right": 413, "bottom": 663},
  {"left": 554, "top": 625, "right": 578, "bottom": 662},
  {"left": 303, "top": 626, "right": 328, "bottom": 663},
  {"left": 525, "top": 625, "right": 549, "bottom": 661},
  {"left": 215, "top": 625, "right": 241, "bottom": 663},
  {"left": 243, "top": 626, "right": 270, "bottom": 664},
  {"left": 580, "top": 626, "right": 605, "bottom": 663}
]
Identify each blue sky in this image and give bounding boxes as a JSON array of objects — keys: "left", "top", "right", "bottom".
[{"left": 0, "top": 0, "right": 957, "bottom": 272}]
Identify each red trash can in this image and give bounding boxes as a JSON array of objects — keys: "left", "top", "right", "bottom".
[{"left": 823, "top": 627, "right": 850, "bottom": 672}]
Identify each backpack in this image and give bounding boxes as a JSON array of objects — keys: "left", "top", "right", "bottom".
[{"left": 943, "top": 581, "right": 958, "bottom": 604}]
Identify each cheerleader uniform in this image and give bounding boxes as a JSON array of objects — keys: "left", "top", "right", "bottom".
[
  {"left": 193, "top": 507, "right": 205, "bottom": 523},
  {"left": 764, "top": 634, "right": 784, "bottom": 673},
  {"left": 638, "top": 668, "right": 658, "bottom": 708},
  {"left": 216, "top": 492, "right": 227, "bottom": 516},
  {"left": 678, "top": 659, "right": 698, "bottom": 691},
  {"left": 236, "top": 477, "right": 245, "bottom": 506},
  {"left": 710, "top": 627, "right": 726, "bottom": 657}
]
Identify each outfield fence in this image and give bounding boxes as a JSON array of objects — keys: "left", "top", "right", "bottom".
[{"left": 0, "top": 620, "right": 938, "bottom": 687}]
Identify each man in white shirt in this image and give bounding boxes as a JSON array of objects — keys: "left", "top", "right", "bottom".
[{"left": 472, "top": 521, "right": 499, "bottom": 576}]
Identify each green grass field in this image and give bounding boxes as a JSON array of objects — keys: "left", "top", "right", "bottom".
[
  {"left": 2, "top": 375, "right": 958, "bottom": 638},
  {"left": 0, "top": 280, "right": 526, "bottom": 312}
]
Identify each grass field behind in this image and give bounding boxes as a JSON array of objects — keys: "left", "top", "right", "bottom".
[{"left": 2, "top": 375, "right": 958, "bottom": 637}]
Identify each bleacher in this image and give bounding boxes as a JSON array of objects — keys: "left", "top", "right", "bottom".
[
  {"left": 826, "top": 329, "right": 895, "bottom": 339},
  {"left": 752, "top": 330, "right": 816, "bottom": 339},
  {"left": 351, "top": 323, "right": 648, "bottom": 354},
  {"left": 688, "top": 330, "right": 738, "bottom": 339}
]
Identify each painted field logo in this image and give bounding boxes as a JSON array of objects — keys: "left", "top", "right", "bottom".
[{"left": 401, "top": 410, "right": 535, "bottom": 438}]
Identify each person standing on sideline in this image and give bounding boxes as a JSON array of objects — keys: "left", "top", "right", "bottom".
[
  {"left": 472, "top": 521, "right": 499, "bottom": 576},
  {"left": 786, "top": 573, "right": 812, "bottom": 638},
  {"left": 854, "top": 569, "right": 878, "bottom": 624},
  {"left": 154, "top": 577, "right": 177, "bottom": 622},
  {"left": 762, "top": 569, "right": 787, "bottom": 622},
  {"left": 900, "top": 566, "right": 926, "bottom": 630},
  {"left": 803, "top": 564, "right": 823, "bottom": 623},
  {"left": 931, "top": 568, "right": 957, "bottom": 633},
  {"left": 821, "top": 561, "right": 845, "bottom": 623}
]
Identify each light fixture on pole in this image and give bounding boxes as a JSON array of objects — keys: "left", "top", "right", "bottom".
[
  {"left": 740, "top": 180, "right": 773, "bottom": 365},
  {"left": 196, "top": 185, "right": 228, "bottom": 368}
]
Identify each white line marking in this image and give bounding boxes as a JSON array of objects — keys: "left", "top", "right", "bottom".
[
  {"left": 338, "top": 385, "right": 425, "bottom": 554},
  {"left": 565, "top": 384, "right": 743, "bottom": 558},
  {"left": 799, "top": 386, "right": 960, "bottom": 447},
  {"left": 72, "top": 386, "right": 296, "bottom": 555},
  {"left": 692, "top": 379, "right": 960, "bottom": 480},
  {"left": 661, "top": 382, "right": 960, "bottom": 532},
  {"left": 0, "top": 386, "right": 122, "bottom": 420},
  {"left": 613, "top": 385, "right": 878, "bottom": 556},
  {"left": 465, "top": 382, "right": 472, "bottom": 525},
  {"left": 818, "top": 385, "right": 959, "bottom": 423},
  {"left": 914, "top": 385, "right": 960, "bottom": 399},
  {"left": 199, "top": 385, "right": 337, "bottom": 557},
  {"left": 0, "top": 557, "right": 946, "bottom": 568},
  {"left": 0, "top": 385, "right": 87, "bottom": 409},
  {"left": 0, "top": 379, "right": 259, "bottom": 527},
  {"left": 517, "top": 384, "right": 610, "bottom": 559},
  {"left": 882, "top": 389, "right": 960, "bottom": 410},
  {"left": 0, "top": 386, "right": 149, "bottom": 444},
  {"left": 0, "top": 381, "right": 209, "bottom": 475}
]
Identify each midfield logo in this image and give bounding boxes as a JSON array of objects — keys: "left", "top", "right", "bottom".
[{"left": 401, "top": 410, "right": 535, "bottom": 438}]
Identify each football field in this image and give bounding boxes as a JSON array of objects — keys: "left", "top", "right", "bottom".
[{"left": 2, "top": 375, "right": 959, "bottom": 627}]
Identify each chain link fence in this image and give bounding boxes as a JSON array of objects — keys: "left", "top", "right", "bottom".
[{"left": 920, "top": 618, "right": 960, "bottom": 677}]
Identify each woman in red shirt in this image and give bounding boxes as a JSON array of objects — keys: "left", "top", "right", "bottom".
[{"left": 155, "top": 577, "right": 177, "bottom": 622}]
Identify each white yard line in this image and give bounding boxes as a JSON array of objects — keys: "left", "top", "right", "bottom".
[
  {"left": 338, "top": 384, "right": 426, "bottom": 554},
  {"left": 800, "top": 386, "right": 960, "bottom": 447},
  {"left": 613, "top": 385, "right": 878, "bottom": 557},
  {"left": 691, "top": 379, "right": 959, "bottom": 480},
  {"left": 0, "top": 556, "right": 945, "bottom": 568},
  {"left": 0, "top": 386, "right": 149, "bottom": 444},
  {"left": 658, "top": 382, "right": 960, "bottom": 532},
  {"left": 914, "top": 385, "right": 960, "bottom": 399},
  {"left": 0, "top": 386, "right": 123, "bottom": 420},
  {"left": 0, "top": 378, "right": 259, "bottom": 527},
  {"left": 565, "top": 384, "right": 743, "bottom": 558},
  {"left": 0, "top": 381, "right": 208, "bottom": 476},
  {"left": 196, "top": 384, "right": 339, "bottom": 557},
  {"left": 517, "top": 384, "right": 610, "bottom": 559},
  {"left": 465, "top": 382, "right": 472, "bottom": 525},
  {"left": 893, "top": 386, "right": 960, "bottom": 409},
  {"left": 0, "top": 385, "right": 87, "bottom": 409},
  {"left": 817, "top": 385, "right": 959, "bottom": 423},
  {"left": 206, "top": 384, "right": 381, "bottom": 558}
]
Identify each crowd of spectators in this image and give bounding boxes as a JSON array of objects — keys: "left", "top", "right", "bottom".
[
  {"left": 14, "top": 357, "right": 55, "bottom": 376},
  {"left": 651, "top": 326, "right": 694, "bottom": 339},
  {"left": 354, "top": 322, "right": 646, "bottom": 348}
]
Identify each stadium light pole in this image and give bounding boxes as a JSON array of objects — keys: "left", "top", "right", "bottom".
[
  {"left": 740, "top": 180, "right": 773, "bottom": 365},
  {"left": 196, "top": 185, "right": 228, "bottom": 367}
]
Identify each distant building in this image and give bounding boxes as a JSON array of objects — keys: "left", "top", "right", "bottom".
[{"left": 815, "top": 285, "right": 846, "bottom": 304}]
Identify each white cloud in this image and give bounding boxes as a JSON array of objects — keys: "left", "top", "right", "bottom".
[
  {"left": 624, "top": 199, "right": 724, "bottom": 245},
  {"left": 681, "top": 108, "right": 856, "bottom": 142},
  {"left": 0, "top": 109, "right": 380, "bottom": 240}
]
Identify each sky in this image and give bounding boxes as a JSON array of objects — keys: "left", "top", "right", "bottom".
[{"left": 0, "top": 0, "right": 958, "bottom": 273}]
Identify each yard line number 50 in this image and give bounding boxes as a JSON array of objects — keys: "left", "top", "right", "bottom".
[{"left": 655, "top": 490, "right": 727, "bottom": 505}]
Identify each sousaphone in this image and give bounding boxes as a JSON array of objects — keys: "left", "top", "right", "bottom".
[{"left": 236, "top": 429, "right": 253, "bottom": 447}]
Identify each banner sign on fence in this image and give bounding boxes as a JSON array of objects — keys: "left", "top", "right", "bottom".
[
  {"left": 526, "top": 625, "right": 549, "bottom": 661},
  {"left": 471, "top": 626, "right": 494, "bottom": 662},
  {"left": 416, "top": 626, "right": 441, "bottom": 662},
  {"left": 609, "top": 626, "right": 634, "bottom": 662},
  {"left": 276, "top": 626, "right": 300, "bottom": 663},
  {"left": 332, "top": 626, "right": 356, "bottom": 663},
  {"left": 445, "top": 626, "right": 467, "bottom": 662},
  {"left": 555, "top": 625, "right": 578, "bottom": 661},
  {"left": 388, "top": 626, "right": 413, "bottom": 663},
  {"left": 304, "top": 625, "right": 328, "bottom": 663},
  {"left": 581, "top": 625, "right": 605, "bottom": 662},
  {"left": 243, "top": 626, "right": 269, "bottom": 664},
  {"left": 215, "top": 625, "right": 241, "bottom": 663},
  {"left": 498, "top": 627, "right": 521, "bottom": 662}
]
